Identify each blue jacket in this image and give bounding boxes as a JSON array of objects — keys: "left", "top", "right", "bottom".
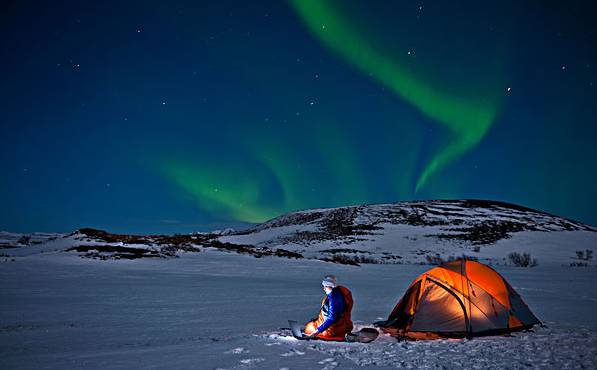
[{"left": 317, "top": 287, "right": 346, "bottom": 332}]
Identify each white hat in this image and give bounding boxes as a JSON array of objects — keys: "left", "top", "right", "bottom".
[{"left": 322, "top": 275, "right": 337, "bottom": 288}]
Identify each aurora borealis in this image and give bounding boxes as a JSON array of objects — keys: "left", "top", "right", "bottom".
[
  {"left": 1, "top": 1, "right": 596, "bottom": 233},
  {"left": 289, "top": 0, "right": 501, "bottom": 192}
]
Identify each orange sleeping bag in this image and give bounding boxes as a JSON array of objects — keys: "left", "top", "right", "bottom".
[{"left": 304, "top": 286, "right": 353, "bottom": 341}]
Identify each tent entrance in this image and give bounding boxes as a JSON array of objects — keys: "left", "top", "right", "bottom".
[
  {"left": 385, "top": 280, "right": 421, "bottom": 329},
  {"left": 410, "top": 278, "right": 470, "bottom": 336}
]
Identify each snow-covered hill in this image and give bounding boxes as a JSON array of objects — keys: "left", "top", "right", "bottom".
[
  {"left": 1, "top": 200, "right": 596, "bottom": 266},
  {"left": 0, "top": 231, "right": 63, "bottom": 248},
  {"left": 219, "top": 199, "right": 597, "bottom": 266}
]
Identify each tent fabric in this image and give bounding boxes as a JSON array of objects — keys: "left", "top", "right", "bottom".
[
  {"left": 466, "top": 280, "right": 510, "bottom": 332},
  {"left": 410, "top": 280, "right": 467, "bottom": 333},
  {"left": 506, "top": 283, "right": 539, "bottom": 326},
  {"left": 379, "top": 259, "right": 540, "bottom": 339}
]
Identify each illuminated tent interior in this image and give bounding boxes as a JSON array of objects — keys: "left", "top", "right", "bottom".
[{"left": 376, "top": 259, "right": 540, "bottom": 339}]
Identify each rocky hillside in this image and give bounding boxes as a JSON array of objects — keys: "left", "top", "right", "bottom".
[
  {"left": 218, "top": 199, "right": 596, "bottom": 265},
  {"left": 2, "top": 200, "right": 595, "bottom": 266}
]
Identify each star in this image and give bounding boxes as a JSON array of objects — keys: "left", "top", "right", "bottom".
[
  {"left": 506, "top": 87, "right": 511, "bottom": 92},
  {"left": 561, "top": 65, "right": 566, "bottom": 70}
]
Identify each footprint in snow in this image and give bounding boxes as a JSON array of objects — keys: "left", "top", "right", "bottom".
[
  {"left": 318, "top": 357, "right": 338, "bottom": 367},
  {"left": 322, "top": 365, "right": 338, "bottom": 370},
  {"left": 239, "top": 358, "right": 263, "bottom": 364},
  {"left": 225, "top": 347, "right": 248, "bottom": 354},
  {"left": 281, "top": 349, "right": 305, "bottom": 357}
]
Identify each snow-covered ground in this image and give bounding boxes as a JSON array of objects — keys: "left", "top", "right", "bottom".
[
  {"left": 2, "top": 200, "right": 596, "bottom": 368},
  {"left": 1, "top": 250, "right": 596, "bottom": 369}
]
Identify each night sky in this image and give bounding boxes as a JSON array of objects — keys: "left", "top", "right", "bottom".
[{"left": 1, "top": 1, "right": 596, "bottom": 234}]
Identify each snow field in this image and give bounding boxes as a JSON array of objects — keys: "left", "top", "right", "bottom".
[{"left": 1, "top": 250, "right": 597, "bottom": 369}]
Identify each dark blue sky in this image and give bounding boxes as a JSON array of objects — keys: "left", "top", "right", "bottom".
[{"left": 1, "top": 1, "right": 596, "bottom": 234}]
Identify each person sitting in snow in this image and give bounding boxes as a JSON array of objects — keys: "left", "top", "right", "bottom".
[{"left": 303, "top": 275, "right": 353, "bottom": 341}]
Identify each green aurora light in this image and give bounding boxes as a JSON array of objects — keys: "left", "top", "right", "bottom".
[
  {"left": 160, "top": 123, "right": 371, "bottom": 223},
  {"left": 160, "top": 1, "right": 506, "bottom": 224},
  {"left": 289, "top": 0, "right": 502, "bottom": 192},
  {"left": 162, "top": 160, "right": 283, "bottom": 223}
]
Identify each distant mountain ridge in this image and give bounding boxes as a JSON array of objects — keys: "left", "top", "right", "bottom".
[
  {"left": 1, "top": 199, "right": 595, "bottom": 266},
  {"left": 216, "top": 199, "right": 596, "bottom": 265},
  {"left": 240, "top": 199, "right": 594, "bottom": 239}
]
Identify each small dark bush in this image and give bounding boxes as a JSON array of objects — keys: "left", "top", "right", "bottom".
[
  {"left": 320, "top": 253, "right": 378, "bottom": 266},
  {"left": 508, "top": 252, "right": 538, "bottom": 267},
  {"left": 425, "top": 254, "right": 445, "bottom": 265},
  {"left": 575, "top": 249, "right": 593, "bottom": 261},
  {"left": 320, "top": 248, "right": 372, "bottom": 255},
  {"left": 320, "top": 254, "right": 360, "bottom": 266},
  {"left": 17, "top": 236, "right": 31, "bottom": 246},
  {"left": 446, "top": 254, "right": 478, "bottom": 262},
  {"left": 570, "top": 261, "right": 589, "bottom": 267},
  {"left": 66, "top": 245, "right": 164, "bottom": 260}
]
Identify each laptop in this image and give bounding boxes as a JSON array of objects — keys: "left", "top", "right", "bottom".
[{"left": 288, "top": 320, "right": 304, "bottom": 339}]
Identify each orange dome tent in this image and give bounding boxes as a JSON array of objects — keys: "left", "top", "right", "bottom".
[{"left": 376, "top": 259, "right": 540, "bottom": 339}]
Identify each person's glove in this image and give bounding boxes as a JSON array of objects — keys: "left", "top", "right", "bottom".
[{"left": 304, "top": 331, "right": 318, "bottom": 339}]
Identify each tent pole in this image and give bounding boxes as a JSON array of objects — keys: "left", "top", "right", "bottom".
[{"left": 461, "top": 257, "right": 473, "bottom": 338}]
